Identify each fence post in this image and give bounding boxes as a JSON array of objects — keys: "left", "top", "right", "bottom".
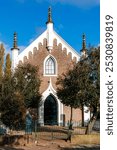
[
  {"left": 51, "top": 128, "right": 54, "bottom": 140},
  {"left": 34, "top": 120, "right": 38, "bottom": 143},
  {"left": 67, "top": 129, "right": 72, "bottom": 143},
  {"left": 27, "top": 135, "right": 29, "bottom": 144}
]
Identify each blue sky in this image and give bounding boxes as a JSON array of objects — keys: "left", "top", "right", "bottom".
[{"left": 0, "top": 0, "right": 100, "bottom": 54}]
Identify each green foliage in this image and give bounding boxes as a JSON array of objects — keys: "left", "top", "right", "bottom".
[
  {"left": 0, "top": 77, "right": 25, "bottom": 128},
  {"left": 0, "top": 44, "right": 5, "bottom": 80},
  {"left": 0, "top": 46, "right": 41, "bottom": 128},
  {"left": 57, "top": 68, "right": 80, "bottom": 108},
  {"left": 75, "top": 47, "right": 100, "bottom": 123},
  {"left": 82, "top": 47, "right": 100, "bottom": 112},
  {"left": 56, "top": 47, "right": 100, "bottom": 125},
  {"left": 0, "top": 44, "right": 5, "bottom": 104},
  {"left": 14, "top": 63, "right": 41, "bottom": 109},
  {"left": 4, "top": 53, "right": 12, "bottom": 78},
  {"left": 0, "top": 50, "right": 25, "bottom": 128}
]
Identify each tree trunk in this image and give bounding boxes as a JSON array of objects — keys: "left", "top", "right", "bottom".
[
  {"left": 85, "top": 110, "right": 99, "bottom": 134},
  {"left": 69, "top": 107, "right": 73, "bottom": 129},
  {"left": 82, "top": 105, "right": 84, "bottom": 127}
]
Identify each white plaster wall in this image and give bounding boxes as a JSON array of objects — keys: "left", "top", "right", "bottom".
[
  {"left": 17, "top": 23, "right": 80, "bottom": 64},
  {"left": 53, "top": 31, "right": 80, "bottom": 61},
  {"left": 47, "top": 23, "right": 53, "bottom": 50},
  {"left": 38, "top": 78, "right": 63, "bottom": 126},
  {"left": 84, "top": 106, "right": 91, "bottom": 123},
  {"left": 12, "top": 22, "right": 81, "bottom": 126},
  {"left": 18, "top": 31, "right": 47, "bottom": 62},
  {"left": 12, "top": 49, "right": 19, "bottom": 70}
]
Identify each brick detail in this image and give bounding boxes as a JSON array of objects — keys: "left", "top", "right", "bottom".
[{"left": 18, "top": 38, "right": 81, "bottom": 122}]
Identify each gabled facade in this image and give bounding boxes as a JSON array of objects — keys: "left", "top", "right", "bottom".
[{"left": 11, "top": 7, "right": 90, "bottom": 126}]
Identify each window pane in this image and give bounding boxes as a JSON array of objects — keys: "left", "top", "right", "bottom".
[{"left": 45, "top": 57, "right": 55, "bottom": 75}]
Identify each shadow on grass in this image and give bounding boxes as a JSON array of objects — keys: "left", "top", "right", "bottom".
[
  {"left": 0, "top": 146, "right": 24, "bottom": 150},
  {"left": 61, "top": 145, "right": 100, "bottom": 150},
  {"left": 0, "top": 135, "right": 24, "bottom": 146}
]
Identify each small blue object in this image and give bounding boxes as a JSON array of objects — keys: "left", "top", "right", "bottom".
[
  {"left": 25, "top": 112, "right": 32, "bottom": 134},
  {"left": 0, "top": 127, "right": 6, "bottom": 135}
]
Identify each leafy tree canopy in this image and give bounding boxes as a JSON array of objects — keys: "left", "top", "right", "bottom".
[
  {"left": 0, "top": 47, "right": 41, "bottom": 128},
  {"left": 56, "top": 46, "right": 100, "bottom": 126},
  {"left": 14, "top": 63, "right": 41, "bottom": 108}
]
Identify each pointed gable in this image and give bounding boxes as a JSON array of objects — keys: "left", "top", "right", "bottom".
[{"left": 17, "top": 7, "right": 80, "bottom": 64}]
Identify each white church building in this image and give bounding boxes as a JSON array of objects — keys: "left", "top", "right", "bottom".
[{"left": 11, "top": 7, "right": 91, "bottom": 126}]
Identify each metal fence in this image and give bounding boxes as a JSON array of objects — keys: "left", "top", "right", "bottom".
[
  {"left": 25, "top": 120, "right": 100, "bottom": 141},
  {"left": 34, "top": 126, "right": 69, "bottom": 141},
  {"left": 0, "top": 120, "right": 100, "bottom": 144}
]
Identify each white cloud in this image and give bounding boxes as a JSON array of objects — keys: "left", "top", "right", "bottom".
[
  {"left": 0, "top": 40, "right": 11, "bottom": 55},
  {"left": 0, "top": 40, "right": 26, "bottom": 56},
  {"left": 0, "top": 33, "right": 11, "bottom": 54}
]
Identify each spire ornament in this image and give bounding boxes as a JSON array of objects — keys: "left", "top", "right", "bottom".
[
  {"left": 82, "top": 33, "right": 86, "bottom": 50},
  {"left": 11, "top": 32, "right": 19, "bottom": 50},
  {"left": 80, "top": 33, "right": 87, "bottom": 55},
  {"left": 46, "top": 6, "right": 53, "bottom": 24}
]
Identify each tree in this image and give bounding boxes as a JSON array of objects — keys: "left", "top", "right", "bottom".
[
  {"left": 0, "top": 44, "right": 5, "bottom": 114},
  {"left": 83, "top": 47, "right": 100, "bottom": 134},
  {"left": 0, "top": 59, "right": 41, "bottom": 129},
  {"left": 0, "top": 43, "right": 5, "bottom": 80},
  {"left": 56, "top": 67, "right": 81, "bottom": 129},
  {"left": 0, "top": 79, "right": 25, "bottom": 129},
  {"left": 0, "top": 48, "right": 42, "bottom": 128},
  {"left": 56, "top": 61, "right": 89, "bottom": 127},
  {"left": 76, "top": 47, "right": 100, "bottom": 128},
  {"left": 75, "top": 60, "right": 90, "bottom": 127},
  {"left": 0, "top": 53, "right": 25, "bottom": 129},
  {"left": 81, "top": 46, "right": 100, "bottom": 115},
  {"left": 4, "top": 53, "right": 12, "bottom": 78},
  {"left": 14, "top": 63, "right": 41, "bottom": 109},
  {"left": 56, "top": 46, "right": 100, "bottom": 129}
]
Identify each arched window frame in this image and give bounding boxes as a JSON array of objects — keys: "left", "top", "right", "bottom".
[{"left": 43, "top": 55, "right": 57, "bottom": 76}]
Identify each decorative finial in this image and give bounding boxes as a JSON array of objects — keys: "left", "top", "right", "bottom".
[
  {"left": 81, "top": 33, "right": 87, "bottom": 51},
  {"left": 11, "top": 32, "right": 19, "bottom": 50},
  {"left": 80, "top": 33, "right": 87, "bottom": 57},
  {"left": 82, "top": 33, "right": 86, "bottom": 50},
  {"left": 46, "top": 6, "right": 53, "bottom": 24},
  {"left": 13, "top": 32, "right": 17, "bottom": 48}
]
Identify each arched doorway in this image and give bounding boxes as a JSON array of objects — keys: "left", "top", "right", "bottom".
[{"left": 44, "top": 95, "right": 58, "bottom": 125}]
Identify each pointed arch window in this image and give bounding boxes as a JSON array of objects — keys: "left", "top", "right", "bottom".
[{"left": 45, "top": 57, "right": 55, "bottom": 75}]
